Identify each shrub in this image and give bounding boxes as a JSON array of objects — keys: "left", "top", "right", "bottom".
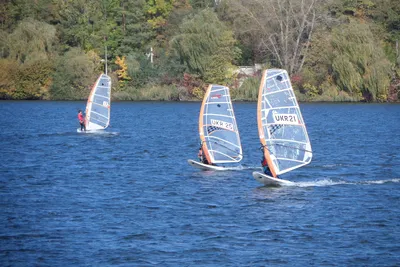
[
  {"left": 112, "top": 85, "right": 180, "bottom": 101},
  {"left": 231, "top": 76, "right": 260, "bottom": 101}
]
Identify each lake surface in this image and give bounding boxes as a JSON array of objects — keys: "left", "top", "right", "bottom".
[{"left": 1, "top": 101, "right": 399, "bottom": 266}]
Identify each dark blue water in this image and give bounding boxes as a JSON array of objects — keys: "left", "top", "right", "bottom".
[{"left": 1, "top": 101, "right": 399, "bottom": 266}]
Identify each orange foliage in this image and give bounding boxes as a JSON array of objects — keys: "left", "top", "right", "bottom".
[{"left": 115, "top": 56, "right": 131, "bottom": 81}]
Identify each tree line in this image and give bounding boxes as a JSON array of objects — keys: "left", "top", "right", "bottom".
[{"left": 0, "top": 0, "right": 399, "bottom": 102}]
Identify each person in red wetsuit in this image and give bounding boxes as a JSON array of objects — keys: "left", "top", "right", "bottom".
[
  {"left": 78, "top": 110, "right": 86, "bottom": 131},
  {"left": 261, "top": 154, "right": 273, "bottom": 176}
]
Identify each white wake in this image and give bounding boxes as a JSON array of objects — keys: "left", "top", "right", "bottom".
[{"left": 291, "top": 178, "right": 400, "bottom": 188}]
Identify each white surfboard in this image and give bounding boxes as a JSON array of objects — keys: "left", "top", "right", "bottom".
[
  {"left": 252, "top": 171, "right": 295, "bottom": 186},
  {"left": 77, "top": 128, "right": 105, "bottom": 134},
  {"left": 187, "top": 159, "right": 229, "bottom": 171}
]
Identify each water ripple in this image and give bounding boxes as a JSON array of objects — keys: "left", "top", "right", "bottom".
[{"left": 0, "top": 102, "right": 399, "bottom": 266}]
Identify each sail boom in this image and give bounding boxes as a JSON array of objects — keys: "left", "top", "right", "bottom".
[
  {"left": 276, "top": 162, "right": 309, "bottom": 175},
  {"left": 212, "top": 159, "right": 242, "bottom": 164},
  {"left": 276, "top": 158, "right": 307, "bottom": 164}
]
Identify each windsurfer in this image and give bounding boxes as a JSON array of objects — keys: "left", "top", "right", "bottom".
[
  {"left": 198, "top": 147, "right": 209, "bottom": 165},
  {"left": 261, "top": 155, "right": 273, "bottom": 176},
  {"left": 198, "top": 142, "right": 214, "bottom": 165},
  {"left": 78, "top": 110, "right": 86, "bottom": 131}
]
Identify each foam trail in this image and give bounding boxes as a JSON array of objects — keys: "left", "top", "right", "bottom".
[
  {"left": 237, "top": 165, "right": 262, "bottom": 171},
  {"left": 359, "top": 178, "right": 400, "bottom": 185},
  {"left": 293, "top": 179, "right": 348, "bottom": 187},
  {"left": 78, "top": 131, "right": 119, "bottom": 136},
  {"left": 290, "top": 178, "right": 400, "bottom": 188}
]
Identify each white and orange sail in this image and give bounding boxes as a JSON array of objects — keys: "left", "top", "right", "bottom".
[
  {"left": 199, "top": 84, "right": 243, "bottom": 165},
  {"left": 84, "top": 73, "right": 111, "bottom": 131},
  {"left": 257, "top": 69, "right": 312, "bottom": 177}
]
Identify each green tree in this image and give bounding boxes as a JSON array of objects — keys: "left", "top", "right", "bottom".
[
  {"left": 1, "top": 18, "right": 57, "bottom": 99},
  {"left": 368, "top": 0, "right": 400, "bottom": 67},
  {"left": 57, "top": 0, "right": 96, "bottom": 50},
  {"left": 50, "top": 48, "right": 101, "bottom": 100},
  {"left": 7, "top": 18, "right": 57, "bottom": 64},
  {"left": 163, "top": 0, "right": 192, "bottom": 45},
  {"left": 171, "top": 9, "right": 240, "bottom": 84},
  {"left": 145, "top": 0, "right": 174, "bottom": 29},
  {"left": 0, "top": 59, "right": 19, "bottom": 99},
  {"left": 13, "top": 60, "right": 54, "bottom": 99},
  {"left": 331, "top": 21, "right": 391, "bottom": 101},
  {"left": 299, "top": 29, "right": 334, "bottom": 92},
  {"left": 57, "top": 0, "right": 118, "bottom": 50},
  {"left": 125, "top": 53, "right": 160, "bottom": 88},
  {"left": 190, "top": 0, "right": 218, "bottom": 9},
  {"left": 116, "top": 0, "right": 155, "bottom": 56},
  {"left": 0, "top": 0, "right": 59, "bottom": 32},
  {"left": 0, "top": 59, "right": 54, "bottom": 100}
]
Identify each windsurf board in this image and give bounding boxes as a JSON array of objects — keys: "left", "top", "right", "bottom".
[
  {"left": 188, "top": 159, "right": 228, "bottom": 171},
  {"left": 252, "top": 171, "right": 295, "bottom": 186}
]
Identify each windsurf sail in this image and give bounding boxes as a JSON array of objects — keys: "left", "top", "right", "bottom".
[
  {"left": 199, "top": 84, "right": 243, "bottom": 164},
  {"left": 257, "top": 69, "right": 312, "bottom": 177},
  {"left": 85, "top": 74, "right": 111, "bottom": 131}
]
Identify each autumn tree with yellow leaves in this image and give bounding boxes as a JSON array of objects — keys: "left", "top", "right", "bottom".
[{"left": 115, "top": 56, "right": 131, "bottom": 88}]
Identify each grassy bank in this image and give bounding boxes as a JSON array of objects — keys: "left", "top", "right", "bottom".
[{"left": 113, "top": 85, "right": 183, "bottom": 101}]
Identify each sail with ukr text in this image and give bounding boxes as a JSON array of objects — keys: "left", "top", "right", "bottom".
[
  {"left": 85, "top": 74, "right": 111, "bottom": 131},
  {"left": 257, "top": 69, "right": 312, "bottom": 177},
  {"left": 199, "top": 84, "right": 243, "bottom": 164}
]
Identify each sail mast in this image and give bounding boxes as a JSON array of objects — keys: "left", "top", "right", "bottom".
[
  {"left": 199, "top": 85, "right": 213, "bottom": 164},
  {"left": 257, "top": 70, "right": 278, "bottom": 178},
  {"left": 105, "top": 45, "right": 108, "bottom": 75}
]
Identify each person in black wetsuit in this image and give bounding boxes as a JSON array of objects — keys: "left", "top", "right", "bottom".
[{"left": 198, "top": 146, "right": 209, "bottom": 164}]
